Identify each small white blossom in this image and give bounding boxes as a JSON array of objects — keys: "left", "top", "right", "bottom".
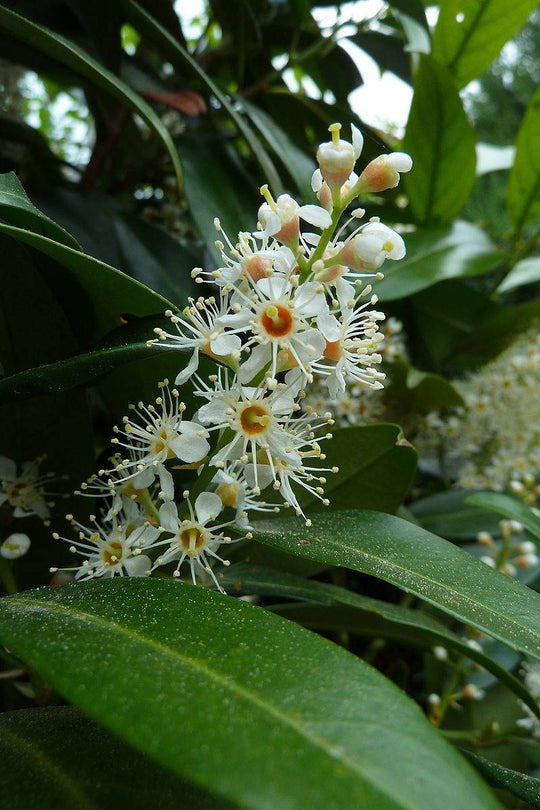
[{"left": 1, "top": 533, "right": 31, "bottom": 559}]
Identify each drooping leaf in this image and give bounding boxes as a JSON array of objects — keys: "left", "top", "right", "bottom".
[
  {"left": 403, "top": 55, "right": 476, "bottom": 224},
  {"left": 0, "top": 579, "right": 501, "bottom": 810},
  {"left": 507, "top": 85, "right": 540, "bottom": 233},
  {"left": 221, "top": 563, "right": 540, "bottom": 721},
  {"left": 432, "top": 0, "right": 539, "bottom": 89},
  {"left": 462, "top": 750, "right": 540, "bottom": 806},
  {"left": 250, "top": 510, "right": 540, "bottom": 660},
  {"left": 466, "top": 492, "right": 540, "bottom": 542},
  {"left": 0, "top": 4, "right": 182, "bottom": 188},
  {"left": 0, "top": 706, "right": 229, "bottom": 810},
  {"left": 374, "top": 221, "right": 503, "bottom": 301}
]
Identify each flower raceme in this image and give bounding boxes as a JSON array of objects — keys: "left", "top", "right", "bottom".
[{"left": 53, "top": 122, "right": 411, "bottom": 588}]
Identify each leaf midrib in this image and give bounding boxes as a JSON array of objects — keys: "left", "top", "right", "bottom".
[{"left": 4, "top": 597, "right": 419, "bottom": 810}]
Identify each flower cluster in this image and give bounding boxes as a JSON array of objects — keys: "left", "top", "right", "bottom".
[
  {"left": 417, "top": 327, "right": 540, "bottom": 493},
  {"left": 53, "top": 123, "right": 411, "bottom": 590}
]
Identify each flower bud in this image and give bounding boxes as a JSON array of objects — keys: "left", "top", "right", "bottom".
[
  {"left": 339, "top": 222, "right": 405, "bottom": 271},
  {"left": 356, "top": 152, "right": 412, "bottom": 193},
  {"left": 317, "top": 123, "right": 363, "bottom": 189},
  {"left": 1, "top": 533, "right": 30, "bottom": 559}
]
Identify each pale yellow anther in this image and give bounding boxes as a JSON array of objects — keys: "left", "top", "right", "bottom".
[
  {"left": 329, "top": 122, "right": 342, "bottom": 145},
  {"left": 382, "top": 240, "right": 394, "bottom": 252},
  {"left": 260, "top": 184, "right": 276, "bottom": 210}
]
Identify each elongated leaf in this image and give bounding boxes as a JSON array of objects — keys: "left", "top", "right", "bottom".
[
  {"left": 0, "top": 172, "right": 79, "bottom": 249},
  {"left": 0, "top": 222, "right": 171, "bottom": 341},
  {"left": 0, "top": 315, "right": 180, "bottom": 404},
  {"left": 403, "top": 55, "right": 476, "bottom": 224},
  {"left": 122, "top": 0, "right": 281, "bottom": 195},
  {"left": 374, "top": 221, "right": 502, "bottom": 301},
  {"left": 462, "top": 751, "right": 540, "bottom": 806},
  {"left": 222, "top": 563, "right": 540, "bottom": 721},
  {"left": 0, "top": 5, "right": 182, "bottom": 188},
  {"left": 0, "top": 706, "right": 227, "bottom": 810},
  {"left": 250, "top": 510, "right": 540, "bottom": 660},
  {"left": 466, "top": 492, "right": 540, "bottom": 541},
  {"left": 0, "top": 579, "right": 501, "bottom": 810},
  {"left": 386, "top": 361, "right": 464, "bottom": 414},
  {"left": 303, "top": 424, "right": 416, "bottom": 514},
  {"left": 432, "top": 0, "right": 538, "bottom": 89},
  {"left": 497, "top": 257, "right": 540, "bottom": 294},
  {"left": 241, "top": 100, "right": 316, "bottom": 201},
  {"left": 410, "top": 490, "right": 502, "bottom": 540},
  {"left": 507, "top": 86, "right": 540, "bottom": 232}
]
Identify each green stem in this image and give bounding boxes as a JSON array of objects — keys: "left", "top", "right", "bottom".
[
  {"left": 0, "top": 558, "right": 17, "bottom": 595},
  {"left": 135, "top": 488, "right": 160, "bottom": 523}
]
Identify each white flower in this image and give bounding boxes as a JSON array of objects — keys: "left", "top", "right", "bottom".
[
  {"left": 1, "top": 533, "right": 31, "bottom": 559},
  {"left": 51, "top": 500, "right": 159, "bottom": 580},
  {"left": 150, "top": 297, "right": 242, "bottom": 385},
  {"left": 212, "top": 462, "right": 279, "bottom": 526},
  {"left": 317, "top": 123, "right": 363, "bottom": 188},
  {"left": 339, "top": 221, "right": 406, "bottom": 272},
  {"left": 0, "top": 455, "right": 61, "bottom": 522},
  {"left": 312, "top": 282, "right": 386, "bottom": 397},
  {"left": 256, "top": 186, "right": 331, "bottom": 244},
  {"left": 148, "top": 492, "right": 243, "bottom": 591},
  {"left": 219, "top": 275, "right": 329, "bottom": 384},
  {"left": 109, "top": 380, "right": 210, "bottom": 499}
]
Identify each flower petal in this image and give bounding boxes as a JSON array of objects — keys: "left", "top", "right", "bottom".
[
  {"left": 159, "top": 499, "right": 179, "bottom": 533},
  {"left": 175, "top": 349, "right": 199, "bottom": 386},
  {"left": 169, "top": 433, "right": 210, "bottom": 464},
  {"left": 195, "top": 491, "right": 223, "bottom": 525},
  {"left": 124, "top": 554, "right": 152, "bottom": 577},
  {"left": 298, "top": 204, "right": 332, "bottom": 229}
]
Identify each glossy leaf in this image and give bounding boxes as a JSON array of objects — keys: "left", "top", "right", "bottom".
[
  {"left": 375, "top": 221, "right": 502, "bottom": 301},
  {"left": 0, "top": 5, "right": 182, "bottom": 188},
  {"left": 462, "top": 751, "right": 540, "bottom": 806},
  {"left": 410, "top": 490, "right": 503, "bottom": 540},
  {"left": 497, "top": 256, "right": 540, "bottom": 294},
  {"left": 0, "top": 221, "right": 171, "bottom": 342},
  {"left": 222, "top": 563, "right": 540, "bottom": 721},
  {"left": 303, "top": 424, "right": 416, "bottom": 514},
  {"left": 466, "top": 492, "right": 540, "bottom": 541},
  {"left": 0, "top": 706, "right": 228, "bottom": 810},
  {"left": 0, "top": 172, "right": 79, "bottom": 249},
  {"left": 0, "top": 315, "right": 181, "bottom": 404},
  {"left": 507, "top": 85, "right": 540, "bottom": 232},
  {"left": 386, "top": 361, "right": 464, "bottom": 414},
  {"left": 122, "top": 0, "right": 282, "bottom": 195},
  {"left": 0, "top": 579, "right": 501, "bottom": 810},
  {"left": 403, "top": 55, "right": 476, "bottom": 224},
  {"left": 250, "top": 510, "right": 540, "bottom": 660},
  {"left": 432, "top": 0, "right": 538, "bottom": 89}
]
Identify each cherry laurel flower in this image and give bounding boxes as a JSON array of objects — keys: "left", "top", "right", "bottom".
[
  {"left": 51, "top": 121, "right": 411, "bottom": 588},
  {"left": 1, "top": 533, "right": 31, "bottom": 559},
  {"left": 0, "top": 455, "right": 62, "bottom": 522}
]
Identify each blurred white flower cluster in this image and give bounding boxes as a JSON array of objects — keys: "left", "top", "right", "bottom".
[
  {"left": 52, "top": 124, "right": 411, "bottom": 590},
  {"left": 418, "top": 327, "right": 540, "bottom": 496}
]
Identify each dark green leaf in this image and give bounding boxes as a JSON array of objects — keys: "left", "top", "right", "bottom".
[
  {"left": 410, "top": 490, "right": 503, "bottom": 540},
  {"left": 0, "top": 172, "right": 80, "bottom": 249},
  {"left": 250, "top": 510, "right": 540, "bottom": 660},
  {"left": 432, "top": 0, "right": 539, "bottom": 89},
  {"left": 0, "top": 5, "right": 182, "bottom": 188},
  {"left": 507, "top": 86, "right": 540, "bottom": 232},
  {"left": 122, "top": 0, "right": 282, "bottom": 195},
  {"left": 222, "top": 563, "right": 540, "bottom": 721},
  {"left": 403, "top": 55, "right": 476, "bottom": 224},
  {"left": 386, "top": 360, "right": 464, "bottom": 414},
  {"left": 462, "top": 750, "right": 540, "bottom": 806},
  {"left": 349, "top": 31, "right": 411, "bottom": 84},
  {"left": 304, "top": 424, "right": 416, "bottom": 514},
  {"left": 375, "top": 221, "right": 503, "bottom": 301},
  {"left": 466, "top": 492, "right": 540, "bottom": 542},
  {"left": 0, "top": 706, "right": 228, "bottom": 810},
  {"left": 0, "top": 579, "right": 500, "bottom": 810}
]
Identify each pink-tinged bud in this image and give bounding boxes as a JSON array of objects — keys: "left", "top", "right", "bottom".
[
  {"left": 357, "top": 152, "right": 412, "bottom": 193},
  {"left": 339, "top": 222, "right": 405, "bottom": 271},
  {"left": 258, "top": 188, "right": 300, "bottom": 246},
  {"left": 242, "top": 255, "right": 273, "bottom": 282},
  {"left": 317, "top": 183, "right": 333, "bottom": 210}
]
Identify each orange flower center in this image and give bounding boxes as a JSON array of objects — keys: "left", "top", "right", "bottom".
[
  {"left": 261, "top": 304, "right": 294, "bottom": 338},
  {"left": 103, "top": 540, "right": 123, "bottom": 566},
  {"left": 180, "top": 527, "right": 206, "bottom": 557},
  {"left": 324, "top": 339, "right": 343, "bottom": 361},
  {"left": 240, "top": 404, "right": 271, "bottom": 435}
]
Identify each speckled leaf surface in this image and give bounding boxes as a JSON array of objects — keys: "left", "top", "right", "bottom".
[
  {"left": 0, "top": 706, "right": 229, "bottom": 810},
  {"left": 0, "top": 579, "right": 499, "bottom": 810},
  {"left": 250, "top": 510, "right": 540, "bottom": 661}
]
